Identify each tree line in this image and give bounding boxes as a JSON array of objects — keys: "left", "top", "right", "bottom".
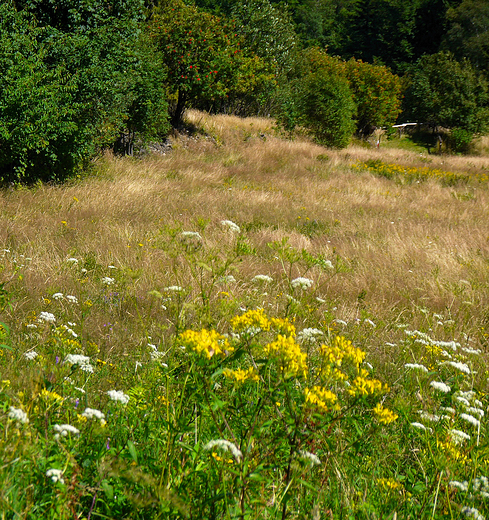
[{"left": 1, "top": 0, "right": 488, "bottom": 184}]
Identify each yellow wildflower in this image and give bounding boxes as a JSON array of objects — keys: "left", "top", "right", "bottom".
[
  {"left": 179, "top": 329, "right": 233, "bottom": 359},
  {"left": 264, "top": 334, "right": 308, "bottom": 377},
  {"left": 348, "top": 369, "right": 385, "bottom": 397},
  {"left": 231, "top": 309, "right": 270, "bottom": 334},
  {"left": 270, "top": 317, "right": 296, "bottom": 337},
  {"left": 305, "top": 386, "right": 339, "bottom": 412},
  {"left": 223, "top": 367, "right": 260, "bottom": 383},
  {"left": 372, "top": 403, "right": 398, "bottom": 424}
]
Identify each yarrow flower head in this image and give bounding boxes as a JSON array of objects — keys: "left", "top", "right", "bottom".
[
  {"left": 38, "top": 312, "right": 56, "bottom": 324},
  {"left": 450, "top": 428, "right": 471, "bottom": 445},
  {"left": 107, "top": 390, "right": 130, "bottom": 405},
  {"left": 65, "top": 354, "right": 94, "bottom": 373},
  {"left": 102, "top": 277, "right": 115, "bottom": 285},
  {"left": 81, "top": 408, "right": 106, "bottom": 422},
  {"left": 53, "top": 423, "right": 80, "bottom": 439},
  {"left": 291, "top": 277, "right": 313, "bottom": 290},
  {"left": 8, "top": 406, "right": 29, "bottom": 424},
  {"left": 66, "top": 295, "right": 78, "bottom": 304},
  {"left": 430, "top": 381, "right": 451, "bottom": 393},
  {"left": 221, "top": 220, "right": 241, "bottom": 233},
  {"left": 252, "top": 274, "right": 273, "bottom": 284},
  {"left": 297, "top": 450, "right": 321, "bottom": 466},
  {"left": 24, "top": 350, "right": 38, "bottom": 360},
  {"left": 204, "top": 439, "right": 242, "bottom": 461},
  {"left": 444, "top": 361, "right": 471, "bottom": 375},
  {"left": 46, "top": 468, "right": 65, "bottom": 484},
  {"left": 404, "top": 363, "right": 428, "bottom": 373},
  {"left": 52, "top": 293, "right": 64, "bottom": 300}
]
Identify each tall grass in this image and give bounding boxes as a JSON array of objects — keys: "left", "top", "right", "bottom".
[{"left": 1, "top": 110, "right": 489, "bottom": 518}]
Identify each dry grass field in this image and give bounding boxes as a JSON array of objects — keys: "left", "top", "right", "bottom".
[{"left": 1, "top": 110, "right": 489, "bottom": 518}]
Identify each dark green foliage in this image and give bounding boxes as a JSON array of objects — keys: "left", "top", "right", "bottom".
[
  {"left": 403, "top": 52, "right": 489, "bottom": 147},
  {"left": 278, "top": 68, "right": 356, "bottom": 148},
  {"left": 0, "top": 0, "right": 168, "bottom": 185}
]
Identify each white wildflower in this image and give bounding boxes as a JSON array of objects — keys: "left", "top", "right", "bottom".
[
  {"left": 475, "top": 399, "right": 483, "bottom": 408},
  {"left": 364, "top": 319, "right": 376, "bottom": 327},
  {"left": 385, "top": 342, "right": 397, "bottom": 347},
  {"left": 405, "top": 363, "right": 429, "bottom": 373},
  {"left": 8, "top": 406, "right": 29, "bottom": 424},
  {"left": 297, "top": 450, "right": 321, "bottom": 466},
  {"left": 410, "top": 422, "right": 432, "bottom": 432},
  {"left": 53, "top": 424, "right": 80, "bottom": 437},
  {"left": 466, "top": 407, "right": 484, "bottom": 418},
  {"left": 297, "top": 328, "right": 323, "bottom": 343},
  {"left": 439, "top": 406, "right": 456, "bottom": 415},
  {"left": 66, "top": 258, "right": 79, "bottom": 264},
  {"left": 252, "top": 274, "right": 273, "bottom": 284},
  {"left": 461, "top": 507, "right": 485, "bottom": 520},
  {"left": 65, "top": 295, "right": 78, "bottom": 304},
  {"left": 81, "top": 408, "right": 106, "bottom": 422},
  {"left": 455, "top": 396, "right": 472, "bottom": 408},
  {"left": 449, "top": 429, "right": 471, "bottom": 445},
  {"left": 291, "top": 277, "right": 313, "bottom": 290},
  {"left": 46, "top": 469, "right": 65, "bottom": 484},
  {"left": 62, "top": 325, "right": 78, "bottom": 338},
  {"left": 108, "top": 265, "right": 116, "bottom": 269},
  {"left": 430, "top": 381, "right": 451, "bottom": 393},
  {"left": 52, "top": 293, "right": 64, "bottom": 300},
  {"left": 460, "top": 413, "right": 480, "bottom": 428},
  {"left": 219, "top": 275, "right": 236, "bottom": 284},
  {"left": 65, "top": 354, "right": 94, "bottom": 373},
  {"left": 449, "top": 480, "right": 469, "bottom": 492},
  {"left": 180, "top": 231, "right": 202, "bottom": 240},
  {"left": 335, "top": 319, "right": 348, "bottom": 326},
  {"left": 444, "top": 361, "right": 471, "bottom": 375},
  {"left": 26, "top": 323, "right": 38, "bottom": 329},
  {"left": 204, "top": 439, "right": 242, "bottom": 461},
  {"left": 107, "top": 390, "right": 130, "bottom": 405},
  {"left": 458, "top": 390, "right": 476, "bottom": 400},
  {"left": 221, "top": 220, "right": 241, "bottom": 233},
  {"left": 102, "top": 277, "right": 115, "bottom": 285},
  {"left": 24, "top": 351, "right": 38, "bottom": 360},
  {"left": 316, "top": 297, "right": 326, "bottom": 303},
  {"left": 165, "top": 286, "right": 184, "bottom": 292},
  {"left": 418, "top": 411, "right": 441, "bottom": 422},
  {"left": 38, "top": 312, "right": 56, "bottom": 324}
]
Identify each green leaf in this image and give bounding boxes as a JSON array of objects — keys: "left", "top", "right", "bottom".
[{"left": 127, "top": 440, "right": 138, "bottom": 464}]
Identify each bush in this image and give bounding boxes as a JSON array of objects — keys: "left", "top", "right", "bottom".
[{"left": 278, "top": 68, "right": 356, "bottom": 148}]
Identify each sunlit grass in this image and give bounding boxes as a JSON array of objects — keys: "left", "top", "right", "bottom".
[{"left": 1, "top": 111, "right": 489, "bottom": 518}]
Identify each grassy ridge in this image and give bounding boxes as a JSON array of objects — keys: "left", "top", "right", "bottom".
[{"left": 1, "top": 111, "right": 489, "bottom": 518}]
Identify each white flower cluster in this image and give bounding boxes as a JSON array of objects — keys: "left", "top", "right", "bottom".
[
  {"left": 81, "top": 408, "right": 106, "bottom": 423},
  {"left": 404, "top": 363, "right": 429, "bottom": 373},
  {"left": 291, "top": 277, "right": 313, "bottom": 290},
  {"left": 461, "top": 507, "right": 485, "bottom": 520},
  {"left": 252, "top": 274, "right": 273, "bottom": 284},
  {"left": 297, "top": 450, "right": 321, "bottom": 466},
  {"left": 410, "top": 422, "right": 432, "bottom": 433},
  {"left": 204, "top": 439, "right": 242, "bottom": 461},
  {"left": 165, "top": 286, "right": 184, "bottom": 292},
  {"left": 38, "top": 312, "right": 56, "bottom": 324},
  {"left": 221, "top": 220, "right": 241, "bottom": 233},
  {"left": 24, "top": 350, "right": 39, "bottom": 360},
  {"left": 102, "top": 277, "right": 115, "bottom": 285},
  {"left": 8, "top": 406, "right": 29, "bottom": 424},
  {"left": 218, "top": 275, "right": 236, "bottom": 284},
  {"left": 297, "top": 328, "right": 323, "bottom": 343},
  {"left": 54, "top": 423, "right": 80, "bottom": 439},
  {"left": 65, "top": 354, "right": 94, "bottom": 374},
  {"left": 180, "top": 231, "right": 202, "bottom": 241},
  {"left": 107, "top": 390, "right": 130, "bottom": 405},
  {"left": 430, "top": 381, "right": 451, "bottom": 393},
  {"left": 443, "top": 360, "right": 471, "bottom": 375},
  {"left": 46, "top": 468, "right": 65, "bottom": 484},
  {"left": 449, "top": 429, "right": 471, "bottom": 445}
]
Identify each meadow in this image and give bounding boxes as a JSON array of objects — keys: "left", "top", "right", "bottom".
[{"left": 1, "top": 110, "right": 489, "bottom": 519}]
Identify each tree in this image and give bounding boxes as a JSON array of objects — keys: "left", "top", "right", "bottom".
[
  {"left": 150, "top": 2, "right": 246, "bottom": 126},
  {"left": 442, "top": 0, "right": 489, "bottom": 73},
  {"left": 403, "top": 51, "right": 489, "bottom": 150},
  {"left": 0, "top": 0, "right": 168, "bottom": 184}
]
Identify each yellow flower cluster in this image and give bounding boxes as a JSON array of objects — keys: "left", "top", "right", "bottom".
[
  {"left": 354, "top": 160, "right": 468, "bottom": 185},
  {"left": 305, "top": 386, "right": 339, "bottom": 412},
  {"left": 348, "top": 368, "right": 387, "bottom": 397},
  {"left": 376, "top": 478, "right": 403, "bottom": 491},
  {"left": 436, "top": 439, "right": 468, "bottom": 463},
  {"left": 264, "top": 335, "right": 308, "bottom": 377},
  {"left": 372, "top": 403, "right": 398, "bottom": 424},
  {"left": 231, "top": 309, "right": 270, "bottom": 333},
  {"left": 320, "top": 336, "right": 366, "bottom": 369},
  {"left": 223, "top": 367, "right": 260, "bottom": 383},
  {"left": 270, "top": 317, "right": 296, "bottom": 337},
  {"left": 179, "top": 329, "right": 232, "bottom": 359}
]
